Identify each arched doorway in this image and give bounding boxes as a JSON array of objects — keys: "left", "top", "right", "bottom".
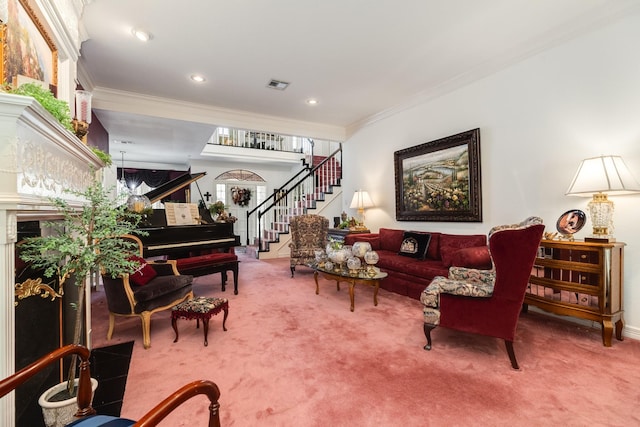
[{"left": 214, "top": 170, "right": 266, "bottom": 246}]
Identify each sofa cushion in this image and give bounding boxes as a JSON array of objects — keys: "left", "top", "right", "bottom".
[
  {"left": 425, "top": 232, "right": 441, "bottom": 260},
  {"left": 379, "top": 228, "right": 405, "bottom": 252},
  {"left": 439, "top": 234, "right": 487, "bottom": 267},
  {"left": 449, "top": 246, "right": 492, "bottom": 269},
  {"left": 129, "top": 256, "right": 157, "bottom": 286},
  {"left": 377, "top": 252, "right": 448, "bottom": 279},
  {"left": 398, "top": 231, "right": 431, "bottom": 260}
]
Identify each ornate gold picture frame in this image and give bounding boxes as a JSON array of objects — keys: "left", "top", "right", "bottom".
[
  {"left": 2, "top": 0, "right": 58, "bottom": 88},
  {"left": 394, "top": 128, "right": 482, "bottom": 222}
]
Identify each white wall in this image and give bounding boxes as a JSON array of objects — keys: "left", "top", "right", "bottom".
[{"left": 343, "top": 13, "right": 640, "bottom": 337}]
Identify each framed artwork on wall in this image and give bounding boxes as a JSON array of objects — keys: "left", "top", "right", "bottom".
[
  {"left": 394, "top": 128, "right": 482, "bottom": 222},
  {"left": 2, "top": 0, "right": 58, "bottom": 88}
]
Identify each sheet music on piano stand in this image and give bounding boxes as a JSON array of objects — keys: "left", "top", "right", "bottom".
[{"left": 165, "top": 203, "right": 199, "bottom": 226}]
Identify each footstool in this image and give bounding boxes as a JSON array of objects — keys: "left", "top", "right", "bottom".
[{"left": 171, "top": 296, "right": 228, "bottom": 346}]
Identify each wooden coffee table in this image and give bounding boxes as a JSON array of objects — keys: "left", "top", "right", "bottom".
[{"left": 314, "top": 266, "right": 387, "bottom": 312}]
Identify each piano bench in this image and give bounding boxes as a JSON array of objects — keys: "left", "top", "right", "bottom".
[{"left": 176, "top": 253, "right": 239, "bottom": 295}]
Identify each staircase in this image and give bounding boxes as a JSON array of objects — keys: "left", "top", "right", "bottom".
[{"left": 246, "top": 146, "right": 342, "bottom": 259}]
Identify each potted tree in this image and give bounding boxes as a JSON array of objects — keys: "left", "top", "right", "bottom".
[{"left": 18, "top": 172, "right": 145, "bottom": 426}]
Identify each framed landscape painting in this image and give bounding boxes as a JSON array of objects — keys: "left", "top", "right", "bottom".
[
  {"left": 2, "top": 0, "right": 58, "bottom": 88},
  {"left": 394, "top": 128, "right": 482, "bottom": 222}
]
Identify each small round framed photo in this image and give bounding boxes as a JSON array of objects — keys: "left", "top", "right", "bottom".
[{"left": 556, "top": 209, "right": 586, "bottom": 235}]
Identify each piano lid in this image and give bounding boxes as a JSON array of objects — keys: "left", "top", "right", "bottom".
[{"left": 143, "top": 172, "right": 206, "bottom": 204}]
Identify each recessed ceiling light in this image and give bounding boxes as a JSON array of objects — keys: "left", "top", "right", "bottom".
[
  {"left": 132, "top": 29, "right": 152, "bottom": 42},
  {"left": 190, "top": 74, "right": 206, "bottom": 83},
  {"left": 306, "top": 98, "right": 318, "bottom": 105}
]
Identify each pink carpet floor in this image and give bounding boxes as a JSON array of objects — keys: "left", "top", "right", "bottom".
[{"left": 90, "top": 252, "right": 640, "bottom": 426}]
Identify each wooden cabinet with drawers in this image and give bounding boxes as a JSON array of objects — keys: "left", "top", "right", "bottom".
[{"left": 523, "top": 239, "right": 625, "bottom": 346}]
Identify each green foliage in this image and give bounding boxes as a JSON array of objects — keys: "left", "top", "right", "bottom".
[
  {"left": 329, "top": 237, "right": 344, "bottom": 250},
  {"left": 90, "top": 146, "right": 113, "bottom": 167},
  {"left": 8, "top": 83, "right": 73, "bottom": 131},
  {"left": 209, "top": 200, "right": 226, "bottom": 215},
  {"left": 19, "top": 177, "right": 146, "bottom": 284}
]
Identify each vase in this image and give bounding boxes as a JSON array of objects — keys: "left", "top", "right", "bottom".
[
  {"left": 332, "top": 248, "right": 347, "bottom": 272},
  {"left": 347, "top": 257, "right": 361, "bottom": 275},
  {"left": 38, "top": 378, "right": 98, "bottom": 427},
  {"left": 352, "top": 241, "right": 372, "bottom": 258},
  {"left": 364, "top": 250, "right": 379, "bottom": 276}
]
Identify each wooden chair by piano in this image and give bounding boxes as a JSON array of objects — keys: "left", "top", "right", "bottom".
[
  {"left": 101, "top": 235, "right": 194, "bottom": 349},
  {"left": 0, "top": 344, "right": 222, "bottom": 427}
]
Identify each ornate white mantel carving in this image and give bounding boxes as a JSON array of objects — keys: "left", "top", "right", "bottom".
[{"left": 0, "top": 93, "right": 102, "bottom": 423}]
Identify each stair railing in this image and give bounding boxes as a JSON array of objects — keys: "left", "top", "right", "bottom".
[{"left": 246, "top": 144, "right": 342, "bottom": 251}]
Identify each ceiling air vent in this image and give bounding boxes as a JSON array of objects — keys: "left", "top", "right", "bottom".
[{"left": 266, "top": 79, "right": 290, "bottom": 90}]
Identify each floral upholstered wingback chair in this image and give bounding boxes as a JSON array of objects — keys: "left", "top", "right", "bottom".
[
  {"left": 420, "top": 216, "right": 544, "bottom": 369},
  {"left": 289, "top": 214, "right": 329, "bottom": 277}
]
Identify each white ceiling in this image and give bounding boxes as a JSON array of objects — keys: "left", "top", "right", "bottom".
[{"left": 77, "top": 0, "right": 640, "bottom": 167}]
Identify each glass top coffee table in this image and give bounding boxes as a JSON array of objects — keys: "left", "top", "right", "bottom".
[{"left": 313, "top": 265, "right": 388, "bottom": 312}]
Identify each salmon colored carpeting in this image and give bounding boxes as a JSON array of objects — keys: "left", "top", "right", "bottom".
[{"left": 90, "top": 252, "right": 640, "bottom": 426}]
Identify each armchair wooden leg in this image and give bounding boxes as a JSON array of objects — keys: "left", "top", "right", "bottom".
[
  {"left": 504, "top": 340, "right": 519, "bottom": 370},
  {"left": 290, "top": 266, "right": 295, "bottom": 277},
  {"left": 423, "top": 323, "right": 435, "bottom": 350},
  {"left": 107, "top": 313, "right": 116, "bottom": 340},
  {"left": 141, "top": 312, "right": 152, "bottom": 349}
]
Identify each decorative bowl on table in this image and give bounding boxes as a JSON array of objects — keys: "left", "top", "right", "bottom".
[
  {"left": 364, "top": 250, "right": 379, "bottom": 276},
  {"left": 352, "top": 241, "right": 372, "bottom": 258},
  {"left": 332, "top": 248, "right": 348, "bottom": 272},
  {"left": 346, "top": 257, "right": 361, "bottom": 276}
]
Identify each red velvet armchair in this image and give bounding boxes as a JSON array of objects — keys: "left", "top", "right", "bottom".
[{"left": 421, "top": 217, "right": 545, "bottom": 369}]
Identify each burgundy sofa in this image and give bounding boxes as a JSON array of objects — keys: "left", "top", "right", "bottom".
[{"left": 344, "top": 228, "right": 492, "bottom": 300}]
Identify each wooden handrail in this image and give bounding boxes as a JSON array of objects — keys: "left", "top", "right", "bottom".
[
  {"left": 134, "top": 380, "right": 221, "bottom": 427},
  {"left": 1, "top": 345, "right": 222, "bottom": 426},
  {"left": 0, "top": 344, "right": 95, "bottom": 418}
]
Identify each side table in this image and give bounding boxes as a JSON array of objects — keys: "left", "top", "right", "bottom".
[
  {"left": 327, "top": 228, "right": 371, "bottom": 243},
  {"left": 171, "top": 296, "right": 228, "bottom": 346}
]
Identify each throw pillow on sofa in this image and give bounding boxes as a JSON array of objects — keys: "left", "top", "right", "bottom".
[
  {"left": 128, "top": 255, "right": 158, "bottom": 286},
  {"left": 439, "top": 234, "right": 487, "bottom": 267},
  {"left": 398, "top": 231, "right": 431, "bottom": 260},
  {"left": 379, "top": 228, "right": 405, "bottom": 252}
]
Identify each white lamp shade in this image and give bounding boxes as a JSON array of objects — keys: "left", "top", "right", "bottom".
[
  {"left": 350, "top": 190, "right": 374, "bottom": 209},
  {"left": 566, "top": 155, "right": 640, "bottom": 197}
]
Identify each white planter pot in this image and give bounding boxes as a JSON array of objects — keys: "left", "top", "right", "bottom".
[{"left": 38, "top": 378, "right": 98, "bottom": 427}]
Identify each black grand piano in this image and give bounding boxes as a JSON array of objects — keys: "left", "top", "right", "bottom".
[{"left": 134, "top": 171, "right": 241, "bottom": 259}]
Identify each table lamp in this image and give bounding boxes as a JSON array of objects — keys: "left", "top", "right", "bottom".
[
  {"left": 350, "top": 190, "right": 374, "bottom": 230},
  {"left": 565, "top": 155, "right": 640, "bottom": 242}
]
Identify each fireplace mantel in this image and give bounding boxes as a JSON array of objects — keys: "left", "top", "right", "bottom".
[{"left": 0, "top": 93, "right": 104, "bottom": 423}]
